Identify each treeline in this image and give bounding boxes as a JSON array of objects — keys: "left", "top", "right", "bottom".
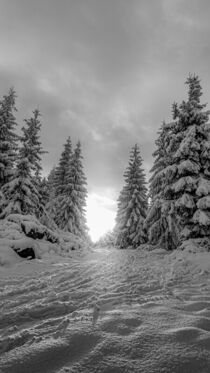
[
  {"left": 0, "top": 89, "right": 88, "bottom": 238},
  {"left": 1, "top": 74, "right": 210, "bottom": 249},
  {"left": 114, "top": 74, "right": 210, "bottom": 250}
]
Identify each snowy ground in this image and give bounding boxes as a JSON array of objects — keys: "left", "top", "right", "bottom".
[{"left": 0, "top": 246, "right": 210, "bottom": 373}]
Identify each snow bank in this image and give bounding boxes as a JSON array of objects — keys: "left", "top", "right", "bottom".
[
  {"left": 162, "top": 245, "right": 210, "bottom": 288},
  {"left": 7, "top": 214, "right": 59, "bottom": 243},
  {"left": 180, "top": 237, "right": 210, "bottom": 252},
  {"left": 0, "top": 242, "right": 24, "bottom": 266},
  {"left": 0, "top": 214, "right": 90, "bottom": 267}
]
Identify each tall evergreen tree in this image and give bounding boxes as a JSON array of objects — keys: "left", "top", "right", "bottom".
[
  {"left": 164, "top": 74, "right": 210, "bottom": 243},
  {"left": 46, "top": 138, "right": 72, "bottom": 223},
  {"left": 38, "top": 174, "right": 59, "bottom": 230},
  {"left": 45, "top": 166, "right": 58, "bottom": 223},
  {"left": 145, "top": 122, "right": 180, "bottom": 249},
  {"left": 0, "top": 126, "right": 39, "bottom": 217},
  {"left": 115, "top": 144, "right": 148, "bottom": 248},
  {"left": 53, "top": 137, "right": 72, "bottom": 196},
  {"left": 0, "top": 88, "right": 18, "bottom": 188},
  {"left": 39, "top": 177, "right": 50, "bottom": 208},
  {"left": 22, "top": 109, "right": 47, "bottom": 217},
  {"left": 23, "top": 109, "right": 46, "bottom": 179},
  {"left": 47, "top": 166, "right": 57, "bottom": 199},
  {"left": 55, "top": 141, "right": 88, "bottom": 236}
]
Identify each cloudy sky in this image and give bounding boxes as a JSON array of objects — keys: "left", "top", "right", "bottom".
[{"left": 1, "top": 0, "right": 210, "bottom": 239}]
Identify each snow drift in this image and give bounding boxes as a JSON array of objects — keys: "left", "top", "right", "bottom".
[{"left": 0, "top": 214, "right": 90, "bottom": 266}]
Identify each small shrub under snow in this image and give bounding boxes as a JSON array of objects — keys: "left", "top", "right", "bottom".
[{"left": 0, "top": 214, "right": 89, "bottom": 267}]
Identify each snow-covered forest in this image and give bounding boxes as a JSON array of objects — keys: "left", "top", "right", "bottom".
[
  {"left": 1, "top": 75, "right": 210, "bottom": 254},
  {"left": 114, "top": 75, "right": 210, "bottom": 252},
  {"left": 0, "top": 88, "right": 88, "bottom": 240},
  {"left": 0, "top": 75, "right": 210, "bottom": 373}
]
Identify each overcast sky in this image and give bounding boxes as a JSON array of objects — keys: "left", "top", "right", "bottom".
[{"left": 1, "top": 0, "right": 210, "bottom": 234}]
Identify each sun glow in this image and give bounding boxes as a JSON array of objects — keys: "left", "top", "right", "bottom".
[{"left": 86, "top": 193, "right": 116, "bottom": 242}]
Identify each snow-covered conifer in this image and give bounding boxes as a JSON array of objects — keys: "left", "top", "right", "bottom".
[
  {"left": 47, "top": 166, "right": 57, "bottom": 199},
  {"left": 23, "top": 109, "right": 46, "bottom": 179},
  {"left": 0, "top": 88, "right": 18, "bottom": 188},
  {"left": 53, "top": 137, "right": 72, "bottom": 196},
  {"left": 115, "top": 144, "right": 148, "bottom": 248},
  {"left": 55, "top": 141, "right": 88, "bottom": 236},
  {"left": 45, "top": 167, "right": 59, "bottom": 222},
  {"left": 146, "top": 123, "right": 173, "bottom": 247},
  {"left": 0, "top": 128, "right": 39, "bottom": 217},
  {"left": 39, "top": 177, "right": 50, "bottom": 207},
  {"left": 166, "top": 74, "right": 210, "bottom": 242},
  {"left": 46, "top": 138, "right": 72, "bottom": 222},
  {"left": 22, "top": 109, "right": 47, "bottom": 218}
]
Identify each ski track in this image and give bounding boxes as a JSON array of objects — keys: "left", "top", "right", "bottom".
[{"left": 0, "top": 248, "right": 210, "bottom": 373}]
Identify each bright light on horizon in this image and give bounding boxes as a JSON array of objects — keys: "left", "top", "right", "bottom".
[{"left": 86, "top": 193, "right": 116, "bottom": 242}]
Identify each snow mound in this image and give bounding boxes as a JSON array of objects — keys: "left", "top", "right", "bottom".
[
  {"left": 180, "top": 238, "right": 210, "bottom": 252},
  {"left": 59, "top": 231, "right": 87, "bottom": 252},
  {"left": 0, "top": 214, "right": 90, "bottom": 267},
  {"left": 7, "top": 214, "right": 59, "bottom": 243},
  {"left": 0, "top": 243, "right": 24, "bottom": 266}
]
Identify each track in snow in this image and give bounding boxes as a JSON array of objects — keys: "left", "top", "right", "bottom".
[{"left": 0, "top": 247, "right": 210, "bottom": 373}]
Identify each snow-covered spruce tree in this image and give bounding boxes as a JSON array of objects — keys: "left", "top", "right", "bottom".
[
  {"left": 45, "top": 167, "right": 59, "bottom": 223},
  {"left": 145, "top": 122, "right": 173, "bottom": 247},
  {"left": 115, "top": 144, "right": 148, "bottom": 248},
  {"left": 38, "top": 175, "right": 59, "bottom": 230},
  {"left": 145, "top": 120, "right": 181, "bottom": 250},
  {"left": 39, "top": 177, "right": 50, "bottom": 207},
  {"left": 21, "top": 109, "right": 47, "bottom": 218},
  {"left": 0, "top": 126, "right": 40, "bottom": 218},
  {"left": 46, "top": 138, "right": 72, "bottom": 223},
  {"left": 165, "top": 74, "right": 210, "bottom": 243},
  {"left": 148, "top": 122, "right": 169, "bottom": 204},
  {"left": 0, "top": 88, "right": 18, "bottom": 188},
  {"left": 23, "top": 109, "right": 46, "bottom": 179},
  {"left": 42, "top": 166, "right": 56, "bottom": 203},
  {"left": 53, "top": 137, "right": 72, "bottom": 196},
  {"left": 55, "top": 141, "right": 88, "bottom": 237}
]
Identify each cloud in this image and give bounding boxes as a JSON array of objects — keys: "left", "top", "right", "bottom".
[{"left": 1, "top": 0, "right": 210, "bottom": 207}]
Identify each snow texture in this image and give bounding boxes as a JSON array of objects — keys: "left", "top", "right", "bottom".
[
  {"left": 0, "top": 242, "right": 209, "bottom": 373},
  {"left": 197, "top": 178, "right": 210, "bottom": 197}
]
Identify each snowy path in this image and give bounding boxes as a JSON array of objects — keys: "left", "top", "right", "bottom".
[{"left": 0, "top": 247, "right": 210, "bottom": 373}]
